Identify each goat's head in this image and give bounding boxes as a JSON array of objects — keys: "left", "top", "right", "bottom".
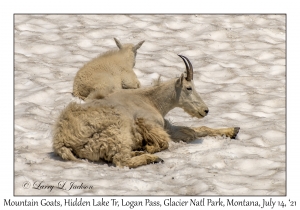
[
  {"left": 114, "top": 38, "right": 145, "bottom": 67},
  {"left": 175, "top": 55, "right": 209, "bottom": 118}
]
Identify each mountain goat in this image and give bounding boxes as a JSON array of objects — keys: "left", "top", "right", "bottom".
[
  {"left": 53, "top": 55, "right": 240, "bottom": 168},
  {"left": 73, "top": 38, "right": 144, "bottom": 100}
]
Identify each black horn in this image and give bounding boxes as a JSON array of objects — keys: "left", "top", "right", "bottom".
[{"left": 178, "top": 55, "right": 193, "bottom": 81}]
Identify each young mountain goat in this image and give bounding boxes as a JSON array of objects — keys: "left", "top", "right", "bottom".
[
  {"left": 73, "top": 38, "right": 144, "bottom": 100},
  {"left": 53, "top": 55, "right": 240, "bottom": 168}
]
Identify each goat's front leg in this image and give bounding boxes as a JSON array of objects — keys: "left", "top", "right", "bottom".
[
  {"left": 193, "top": 126, "right": 240, "bottom": 139},
  {"left": 164, "top": 119, "right": 239, "bottom": 143}
]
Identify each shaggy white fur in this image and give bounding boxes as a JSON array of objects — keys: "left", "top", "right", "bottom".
[
  {"left": 53, "top": 56, "right": 239, "bottom": 168},
  {"left": 73, "top": 38, "right": 144, "bottom": 100}
]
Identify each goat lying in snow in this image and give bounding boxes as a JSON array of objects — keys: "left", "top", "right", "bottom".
[
  {"left": 73, "top": 38, "right": 144, "bottom": 100},
  {"left": 53, "top": 55, "right": 240, "bottom": 168}
]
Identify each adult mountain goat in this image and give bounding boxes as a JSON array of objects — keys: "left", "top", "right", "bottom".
[
  {"left": 53, "top": 55, "right": 240, "bottom": 168},
  {"left": 73, "top": 38, "right": 144, "bottom": 100}
]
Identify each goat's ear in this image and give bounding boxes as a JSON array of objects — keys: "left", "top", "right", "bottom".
[
  {"left": 114, "top": 38, "right": 123, "bottom": 49},
  {"left": 133, "top": 40, "right": 145, "bottom": 52},
  {"left": 176, "top": 73, "right": 185, "bottom": 87}
]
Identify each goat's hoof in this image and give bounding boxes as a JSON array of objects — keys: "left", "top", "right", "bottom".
[
  {"left": 155, "top": 157, "right": 164, "bottom": 164},
  {"left": 231, "top": 127, "right": 240, "bottom": 139}
]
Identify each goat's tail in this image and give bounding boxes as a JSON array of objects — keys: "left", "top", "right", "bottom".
[
  {"left": 52, "top": 102, "right": 82, "bottom": 162},
  {"left": 52, "top": 127, "right": 79, "bottom": 161},
  {"left": 53, "top": 138, "right": 79, "bottom": 162}
]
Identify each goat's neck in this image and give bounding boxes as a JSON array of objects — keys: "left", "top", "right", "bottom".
[{"left": 145, "top": 79, "right": 178, "bottom": 117}]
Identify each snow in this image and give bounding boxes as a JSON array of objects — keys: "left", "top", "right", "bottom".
[{"left": 14, "top": 14, "right": 286, "bottom": 196}]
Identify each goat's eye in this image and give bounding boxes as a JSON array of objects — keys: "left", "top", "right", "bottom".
[{"left": 187, "top": 87, "right": 192, "bottom": 91}]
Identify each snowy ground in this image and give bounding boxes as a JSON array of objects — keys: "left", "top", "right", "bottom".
[{"left": 14, "top": 15, "right": 285, "bottom": 195}]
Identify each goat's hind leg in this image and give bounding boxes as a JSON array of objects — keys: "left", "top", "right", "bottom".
[
  {"left": 135, "top": 118, "right": 170, "bottom": 154},
  {"left": 127, "top": 153, "right": 164, "bottom": 168},
  {"left": 113, "top": 151, "right": 163, "bottom": 168},
  {"left": 85, "top": 85, "right": 114, "bottom": 101}
]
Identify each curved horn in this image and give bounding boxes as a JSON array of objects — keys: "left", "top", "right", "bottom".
[{"left": 178, "top": 54, "right": 193, "bottom": 81}]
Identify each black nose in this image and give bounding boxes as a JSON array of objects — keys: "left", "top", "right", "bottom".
[{"left": 204, "top": 109, "right": 209, "bottom": 114}]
